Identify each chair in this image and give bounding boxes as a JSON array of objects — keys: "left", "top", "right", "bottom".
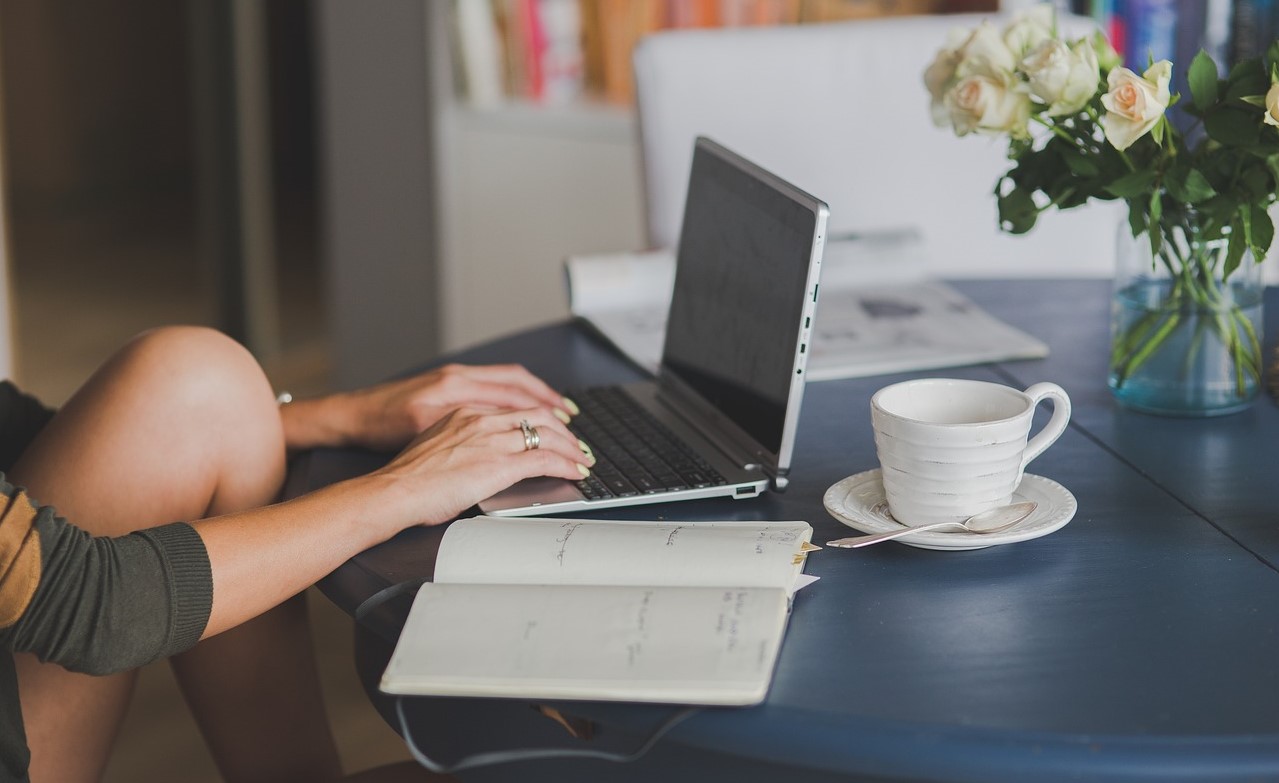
[{"left": 631, "top": 13, "right": 1125, "bottom": 279}]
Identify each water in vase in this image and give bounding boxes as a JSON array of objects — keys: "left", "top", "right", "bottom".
[{"left": 1109, "top": 278, "right": 1264, "bottom": 417}]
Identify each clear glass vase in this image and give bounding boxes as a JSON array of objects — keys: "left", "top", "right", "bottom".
[{"left": 1108, "top": 212, "right": 1265, "bottom": 417}]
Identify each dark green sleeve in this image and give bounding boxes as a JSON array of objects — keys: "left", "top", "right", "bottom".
[
  {"left": 0, "top": 478, "right": 213, "bottom": 676},
  {"left": 0, "top": 382, "right": 55, "bottom": 472}
]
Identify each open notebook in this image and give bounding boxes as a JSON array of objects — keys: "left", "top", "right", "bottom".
[{"left": 380, "top": 516, "right": 817, "bottom": 706}]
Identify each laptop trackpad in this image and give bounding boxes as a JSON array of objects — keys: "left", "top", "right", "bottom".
[{"left": 479, "top": 477, "right": 583, "bottom": 513}]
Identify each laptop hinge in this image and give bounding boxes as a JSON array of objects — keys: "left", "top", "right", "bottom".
[{"left": 651, "top": 380, "right": 775, "bottom": 479}]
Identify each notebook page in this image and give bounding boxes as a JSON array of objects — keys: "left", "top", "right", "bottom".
[
  {"left": 380, "top": 582, "right": 790, "bottom": 705},
  {"left": 433, "top": 516, "right": 812, "bottom": 592}
]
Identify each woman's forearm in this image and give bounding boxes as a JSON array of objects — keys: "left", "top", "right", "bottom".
[
  {"left": 279, "top": 394, "right": 357, "bottom": 452},
  {"left": 193, "top": 473, "right": 402, "bottom": 639}
]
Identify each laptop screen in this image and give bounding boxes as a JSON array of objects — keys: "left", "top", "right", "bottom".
[{"left": 661, "top": 139, "right": 823, "bottom": 456}]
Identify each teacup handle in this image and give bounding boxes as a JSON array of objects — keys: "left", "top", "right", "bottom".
[{"left": 1020, "top": 382, "right": 1071, "bottom": 474}]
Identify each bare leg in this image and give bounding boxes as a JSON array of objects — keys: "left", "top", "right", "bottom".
[{"left": 12, "top": 326, "right": 340, "bottom": 782}]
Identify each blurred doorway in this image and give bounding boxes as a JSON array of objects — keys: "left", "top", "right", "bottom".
[{"left": 0, "top": 0, "right": 327, "bottom": 405}]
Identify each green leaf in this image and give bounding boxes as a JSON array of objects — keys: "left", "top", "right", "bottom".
[
  {"left": 1181, "top": 169, "right": 1217, "bottom": 203},
  {"left": 1127, "top": 201, "right": 1147, "bottom": 238},
  {"left": 1189, "top": 50, "right": 1220, "bottom": 110},
  {"left": 997, "top": 187, "right": 1038, "bottom": 235},
  {"left": 1267, "top": 153, "right": 1279, "bottom": 186},
  {"left": 1165, "top": 165, "right": 1216, "bottom": 203},
  {"left": 1105, "top": 170, "right": 1157, "bottom": 198},
  {"left": 1151, "top": 116, "right": 1166, "bottom": 145},
  {"left": 1243, "top": 166, "right": 1272, "bottom": 199},
  {"left": 1149, "top": 190, "right": 1163, "bottom": 227},
  {"left": 1063, "top": 151, "right": 1100, "bottom": 177},
  {"left": 1205, "top": 107, "right": 1264, "bottom": 146},
  {"left": 1250, "top": 202, "right": 1274, "bottom": 259},
  {"left": 1226, "top": 216, "right": 1247, "bottom": 278},
  {"left": 1227, "top": 59, "right": 1269, "bottom": 100},
  {"left": 1240, "top": 202, "right": 1254, "bottom": 246},
  {"left": 1268, "top": 40, "right": 1279, "bottom": 69},
  {"left": 1196, "top": 195, "right": 1237, "bottom": 241},
  {"left": 1147, "top": 217, "right": 1164, "bottom": 258}
]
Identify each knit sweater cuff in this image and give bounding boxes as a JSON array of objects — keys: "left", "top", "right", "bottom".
[{"left": 138, "top": 522, "right": 213, "bottom": 656}]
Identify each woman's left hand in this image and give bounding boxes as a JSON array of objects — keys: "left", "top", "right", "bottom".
[{"left": 280, "top": 363, "right": 577, "bottom": 452}]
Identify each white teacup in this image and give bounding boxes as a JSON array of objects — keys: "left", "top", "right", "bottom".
[{"left": 870, "top": 378, "right": 1071, "bottom": 526}]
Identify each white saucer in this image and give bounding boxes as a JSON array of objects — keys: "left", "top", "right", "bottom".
[{"left": 823, "top": 469, "right": 1077, "bottom": 551}]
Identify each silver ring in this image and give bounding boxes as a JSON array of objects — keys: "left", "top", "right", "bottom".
[{"left": 520, "top": 419, "right": 540, "bottom": 451}]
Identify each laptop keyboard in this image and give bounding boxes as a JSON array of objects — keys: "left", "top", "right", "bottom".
[{"left": 566, "top": 386, "right": 728, "bottom": 500}]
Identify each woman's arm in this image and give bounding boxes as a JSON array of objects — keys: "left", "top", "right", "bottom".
[{"left": 0, "top": 484, "right": 210, "bottom": 676}]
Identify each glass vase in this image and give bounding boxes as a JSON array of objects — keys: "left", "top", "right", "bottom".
[{"left": 1108, "top": 213, "right": 1265, "bottom": 417}]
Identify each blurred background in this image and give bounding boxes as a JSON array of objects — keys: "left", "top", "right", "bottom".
[
  {"left": 0, "top": 1, "right": 406, "bottom": 779},
  {"left": 3, "top": 0, "right": 327, "bottom": 404}
]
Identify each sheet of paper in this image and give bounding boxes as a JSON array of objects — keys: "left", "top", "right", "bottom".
[
  {"left": 563, "top": 230, "right": 1047, "bottom": 380},
  {"left": 805, "top": 279, "right": 1047, "bottom": 381},
  {"left": 434, "top": 516, "right": 814, "bottom": 594}
]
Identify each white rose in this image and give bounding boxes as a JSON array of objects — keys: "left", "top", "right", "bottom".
[
  {"left": 925, "top": 24, "right": 1016, "bottom": 129},
  {"left": 945, "top": 71, "right": 1032, "bottom": 139},
  {"left": 1003, "top": 4, "right": 1056, "bottom": 59},
  {"left": 1021, "top": 38, "right": 1100, "bottom": 116},
  {"left": 1101, "top": 60, "right": 1172, "bottom": 151},
  {"left": 925, "top": 45, "right": 964, "bottom": 126},
  {"left": 1265, "top": 83, "right": 1279, "bottom": 127},
  {"left": 956, "top": 21, "right": 1018, "bottom": 78}
]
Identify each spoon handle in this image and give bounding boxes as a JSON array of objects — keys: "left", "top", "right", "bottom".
[{"left": 827, "top": 520, "right": 962, "bottom": 548}]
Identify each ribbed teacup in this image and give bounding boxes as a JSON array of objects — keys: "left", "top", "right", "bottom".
[{"left": 871, "top": 379, "right": 1071, "bottom": 526}]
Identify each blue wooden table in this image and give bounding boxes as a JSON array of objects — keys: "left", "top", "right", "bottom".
[{"left": 291, "top": 280, "right": 1279, "bottom": 783}]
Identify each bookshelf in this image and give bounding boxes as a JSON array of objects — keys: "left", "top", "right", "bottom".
[{"left": 452, "top": 0, "right": 992, "bottom": 110}]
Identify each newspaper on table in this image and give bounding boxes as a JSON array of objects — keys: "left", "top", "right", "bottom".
[{"left": 565, "top": 229, "right": 1048, "bottom": 382}]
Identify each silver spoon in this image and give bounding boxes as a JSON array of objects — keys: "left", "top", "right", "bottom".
[{"left": 826, "top": 501, "right": 1039, "bottom": 549}]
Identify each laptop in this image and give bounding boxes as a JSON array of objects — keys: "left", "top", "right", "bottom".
[{"left": 479, "top": 136, "right": 828, "bottom": 516}]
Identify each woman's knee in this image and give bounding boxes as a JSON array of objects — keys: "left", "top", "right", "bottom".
[
  {"left": 111, "top": 327, "right": 277, "bottom": 429},
  {"left": 17, "top": 326, "right": 287, "bottom": 524},
  {"left": 118, "top": 326, "right": 273, "bottom": 409},
  {"left": 115, "top": 326, "right": 286, "bottom": 493}
]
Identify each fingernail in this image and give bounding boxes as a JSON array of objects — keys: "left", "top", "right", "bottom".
[
  {"left": 561, "top": 397, "right": 581, "bottom": 416},
  {"left": 553, "top": 408, "right": 571, "bottom": 424},
  {"left": 577, "top": 464, "right": 591, "bottom": 478}
]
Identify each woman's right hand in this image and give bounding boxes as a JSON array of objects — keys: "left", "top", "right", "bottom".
[{"left": 368, "top": 404, "right": 593, "bottom": 529}]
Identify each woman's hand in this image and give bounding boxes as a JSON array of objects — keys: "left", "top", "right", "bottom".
[
  {"left": 369, "top": 405, "right": 592, "bottom": 527},
  {"left": 280, "top": 363, "right": 578, "bottom": 452}
]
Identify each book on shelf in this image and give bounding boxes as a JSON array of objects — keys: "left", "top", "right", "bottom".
[
  {"left": 451, "top": 0, "right": 992, "bottom": 107},
  {"left": 380, "top": 516, "right": 818, "bottom": 706},
  {"left": 1227, "top": 0, "right": 1279, "bottom": 63},
  {"left": 564, "top": 230, "right": 1049, "bottom": 383}
]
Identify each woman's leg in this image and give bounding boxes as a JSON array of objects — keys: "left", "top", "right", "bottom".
[{"left": 11, "top": 326, "right": 341, "bottom": 782}]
